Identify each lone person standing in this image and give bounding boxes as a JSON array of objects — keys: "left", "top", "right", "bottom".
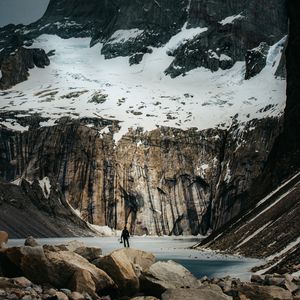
[{"left": 121, "top": 226, "right": 130, "bottom": 247}]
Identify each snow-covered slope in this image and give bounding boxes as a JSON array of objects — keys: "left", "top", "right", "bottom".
[{"left": 0, "top": 33, "right": 286, "bottom": 141}]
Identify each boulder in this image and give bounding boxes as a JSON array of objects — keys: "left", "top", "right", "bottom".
[
  {"left": 4, "top": 246, "right": 49, "bottom": 283},
  {"left": 238, "top": 283, "right": 292, "bottom": 300},
  {"left": 44, "top": 240, "right": 86, "bottom": 252},
  {"left": 161, "top": 287, "right": 232, "bottom": 300},
  {"left": 264, "top": 274, "right": 299, "bottom": 293},
  {"left": 0, "top": 231, "right": 8, "bottom": 248},
  {"left": 70, "top": 291, "right": 87, "bottom": 300},
  {"left": 52, "top": 291, "right": 69, "bottom": 300},
  {"left": 69, "top": 269, "right": 97, "bottom": 299},
  {"left": 251, "top": 274, "right": 265, "bottom": 284},
  {"left": 110, "top": 248, "right": 155, "bottom": 271},
  {"left": 3, "top": 246, "right": 115, "bottom": 297},
  {"left": 24, "top": 236, "right": 40, "bottom": 247},
  {"left": 44, "top": 249, "right": 116, "bottom": 295},
  {"left": 141, "top": 260, "right": 200, "bottom": 297},
  {"left": 74, "top": 246, "right": 102, "bottom": 262},
  {"left": 217, "top": 279, "right": 232, "bottom": 293},
  {"left": 130, "top": 297, "right": 159, "bottom": 300},
  {"left": 93, "top": 249, "right": 139, "bottom": 296},
  {"left": 60, "top": 289, "right": 72, "bottom": 298},
  {"left": 202, "top": 283, "right": 224, "bottom": 294}
]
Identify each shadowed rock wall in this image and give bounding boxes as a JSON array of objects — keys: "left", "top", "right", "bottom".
[{"left": 0, "top": 116, "right": 280, "bottom": 235}]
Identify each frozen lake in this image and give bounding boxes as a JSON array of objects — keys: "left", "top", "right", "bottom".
[{"left": 8, "top": 236, "right": 262, "bottom": 281}]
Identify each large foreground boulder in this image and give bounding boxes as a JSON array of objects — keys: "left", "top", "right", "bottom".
[
  {"left": 141, "top": 260, "right": 201, "bottom": 297},
  {"left": 93, "top": 249, "right": 139, "bottom": 296},
  {"left": 161, "top": 287, "right": 232, "bottom": 300},
  {"left": 3, "top": 246, "right": 115, "bottom": 298},
  {"left": 0, "top": 231, "right": 8, "bottom": 248}
]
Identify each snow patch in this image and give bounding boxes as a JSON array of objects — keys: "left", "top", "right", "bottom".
[
  {"left": 0, "top": 121, "right": 29, "bottom": 132},
  {"left": 220, "top": 54, "right": 232, "bottom": 61},
  {"left": 109, "top": 29, "right": 144, "bottom": 44},
  {"left": 267, "top": 236, "right": 300, "bottom": 261},
  {"left": 236, "top": 222, "right": 272, "bottom": 248},
  {"left": 11, "top": 178, "right": 22, "bottom": 186},
  {"left": 38, "top": 177, "right": 51, "bottom": 199},
  {"left": 166, "top": 22, "right": 208, "bottom": 52},
  {"left": 247, "top": 188, "right": 296, "bottom": 224},
  {"left": 256, "top": 172, "right": 300, "bottom": 208},
  {"left": 219, "top": 13, "right": 244, "bottom": 26}
]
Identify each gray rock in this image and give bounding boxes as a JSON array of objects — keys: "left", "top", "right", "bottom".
[
  {"left": 0, "top": 47, "right": 50, "bottom": 90},
  {"left": 93, "top": 249, "right": 139, "bottom": 296},
  {"left": 3, "top": 246, "right": 115, "bottom": 296},
  {"left": 111, "top": 248, "right": 155, "bottom": 272},
  {"left": 7, "top": 294, "right": 18, "bottom": 300},
  {"left": 52, "top": 291, "right": 69, "bottom": 300},
  {"left": 24, "top": 236, "right": 40, "bottom": 247},
  {"left": 238, "top": 283, "right": 292, "bottom": 300},
  {"left": 130, "top": 297, "right": 159, "bottom": 300},
  {"left": 251, "top": 274, "right": 265, "bottom": 284},
  {"left": 245, "top": 42, "right": 270, "bottom": 80},
  {"left": 70, "top": 291, "right": 85, "bottom": 300},
  {"left": 161, "top": 287, "right": 232, "bottom": 300},
  {"left": 60, "top": 289, "right": 72, "bottom": 298},
  {"left": 74, "top": 246, "right": 102, "bottom": 262},
  {"left": 141, "top": 260, "right": 200, "bottom": 297}
]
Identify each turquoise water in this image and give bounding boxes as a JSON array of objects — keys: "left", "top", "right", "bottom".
[{"left": 160, "top": 258, "right": 247, "bottom": 279}]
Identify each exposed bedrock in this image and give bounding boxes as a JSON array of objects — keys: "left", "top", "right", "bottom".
[
  {"left": 0, "top": 47, "right": 49, "bottom": 90},
  {"left": 0, "top": 116, "right": 281, "bottom": 235}
]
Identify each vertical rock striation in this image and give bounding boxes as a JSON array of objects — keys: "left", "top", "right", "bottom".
[{"left": 0, "top": 116, "right": 281, "bottom": 235}]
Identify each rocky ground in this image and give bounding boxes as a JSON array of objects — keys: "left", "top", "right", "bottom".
[{"left": 0, "top": 235, "right": 299, "bottom": 300}]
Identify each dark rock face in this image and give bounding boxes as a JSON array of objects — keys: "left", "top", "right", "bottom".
[
  {"left": 245, "top": 42, "right": 269, "bottom": 80},
  {"left": 0, "top": 116, "right": 280, "bottom": 236},
  {"left": 197, "top": 173, "right": 300, "bottom": 267},
  {"left": 205, "top": 117, "right": 282, "bottom": 231},
  {"left": 0, "top": 178, "right": 93, "bottom": 238},
  {"left": 0, "top": 47, "right": 49, "bottom": 90},
  {"left": 165, "top": 0, "right": 288, "bottom": 77}
]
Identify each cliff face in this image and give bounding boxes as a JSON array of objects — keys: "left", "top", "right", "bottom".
[{"left": 0, "top": 116, "right": 280, "bottom": 235}]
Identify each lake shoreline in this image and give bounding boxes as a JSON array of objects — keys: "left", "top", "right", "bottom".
[{"left": 7, "top": 236, "right": 263, "bottom": 281}]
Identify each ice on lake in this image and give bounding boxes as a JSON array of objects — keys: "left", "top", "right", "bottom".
[{"left": 8, "top": 236, "right": 263, "bottom": 281}]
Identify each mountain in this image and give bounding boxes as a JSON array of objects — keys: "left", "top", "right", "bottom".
[{"left": 0, "top": 0, "right": 298, "bottom": 254}]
